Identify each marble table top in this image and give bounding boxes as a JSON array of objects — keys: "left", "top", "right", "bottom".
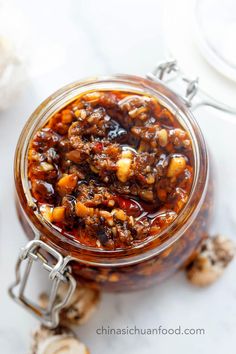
[{"left": 0, "top": 0, "right": 236, "bottom": 353}]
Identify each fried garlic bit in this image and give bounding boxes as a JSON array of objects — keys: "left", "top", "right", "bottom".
[
  {"left": 186, "top": 235, "right": 235, "bottom": 286},
  {"left": 30, "top": 325, "right": 89, "bottom": 354},
  {"left": 39, "top": 284, "right": 100, "bottom": 326}
]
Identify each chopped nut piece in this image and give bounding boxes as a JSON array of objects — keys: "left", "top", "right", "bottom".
[
  {"left": 121, "top": 149, "right": 133, "bottom": 159},
  {"left": 52, "top": 206, "right": 65, "bottom": 223},
  {"left": 39, "top": 162, "right": 54, "bottom": 172},
  {"left": 129, "top": 215, "right": 135, "bottom": 226},
  {"left": 61, "top": 109, "right": 73, "bottom": 124},
  {"left": 29, "top": 149, "right": 41, "bottom": 162},
  {"left": 74, "top": 109, "right": 87, "bottom": 120},
  {"left": 57, "top": 174, "right": 78, "bottom": 196},
  {"left": 183, "top": 139, "right": 191, "bottom": 148},
  {"left": 112, "top": 208, "right": 127, "bottom": 221},
  {"left": 66, "top": 150, "right": 81, "bottom": 163},
  {"left": 96, "top": 240, "right": 101, "bottom": 247},
  {"left": 139, "top": 190, "right": 154, "bottom": 201},
  {"left": 129, "top": 106, "right": 148, "bottom": 119},
  {"left": 83, "top": 91, "right": 101, "bottom": 103},
  {"left": 167, "top": 156, "right": 186, "bottom": 177},
  {"left": 99, "top": 210, "right": 114, "bottom": 226},
  {"left": 107, "top": 199, "right": 115, "bottom": 207},
  {"left": 116, "top": 157, "right": 132, "bottom": 182},
  {"left": 186, "top": 235, "right": 236, "bottom": 286},
  {"left": 158, "top": 129, "right": 168, "bottom": 147},
  {"left": 75, "top": 202, "right": 94, "bottom": 217},
  {"left": 146, "top": 174, "right": 155, "bottom": 184}
]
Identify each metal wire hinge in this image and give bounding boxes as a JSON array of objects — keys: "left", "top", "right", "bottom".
[
  {"left": 8, "top": 239, "right": 76, "bottom": 328},
  {"left": 147, "top": 60, "right": 199, "bottom": 107}
]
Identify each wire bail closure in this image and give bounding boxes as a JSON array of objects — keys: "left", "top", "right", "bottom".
[
  {"left": 8, "top": 239, "right": 76, "bottom": 329},
  {"left": 147, "top": 60, "right": 199, "bottom": 107},
  {"left": 147, "top": 59, "right": 236, "bottom": 116}
]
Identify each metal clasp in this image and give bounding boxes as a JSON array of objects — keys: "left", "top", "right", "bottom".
[
  {"left": 147, "top": 60, "right": 236, "bottom": 116},
  {"left": 147, "top": 60, "right": 199, "bottom": 107},
  {"left": 8, "top": 239, "right": 76, "bottom": 328}
]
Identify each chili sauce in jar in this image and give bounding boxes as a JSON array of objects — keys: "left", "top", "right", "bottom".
[{"left": 15, "top": 75, "right": 212, "bottom": 291}]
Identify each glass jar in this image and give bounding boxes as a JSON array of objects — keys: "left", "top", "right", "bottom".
[{"left": 11, "top": 72, "right": 212, "bottom": 327}]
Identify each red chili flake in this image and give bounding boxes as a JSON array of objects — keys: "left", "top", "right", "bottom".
[
  {"left": 93, "top": 142, "right": 103, "bottom": 153},
  {"left": 115, "top": 196, "right": 143, "bottom": 217}
]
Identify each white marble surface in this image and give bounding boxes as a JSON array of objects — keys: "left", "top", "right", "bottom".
[{"left": 0, "top": 0, "right": 236, "bottom": 353}]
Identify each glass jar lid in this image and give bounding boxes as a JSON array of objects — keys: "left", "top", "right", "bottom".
[
  {"left": 163, "top": 0, "right": 236, "bottom": 111},
  {"left": 195, "top": 0, "right": 236, "bottom": 82}
]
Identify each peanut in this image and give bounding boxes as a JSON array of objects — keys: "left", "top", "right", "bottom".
[
  {"left": 39, "top": 162, "right": 54, "bottom": 172},
  {"left": 112, "top": 208, "right": 127, "bottom": 221},
  {"left": 167, "top": 156, "right": 186, "bottom": 177},
  {"left": 74, "top": 109, "right": 87, "bottom": 120},
  {"left": 107, "top": 199, "right": 115, "bottom": 207},
  {"left": 99, "top": 210, "right": 114, "bottom": 226},
  {"left": 158, "top": 129, "right": 168, "bottom": 147},
  {"left": 75, "top": 202, "right": 94, "bottom": 217},
  {"left": 57, "top": 174, "right": 78, "bottom": 196},
  {"left": 139, "top": 190, "right": 154, "bottom": 201},
  {"left": 116, "top": 151, "right": 133, "bottom": 183},
  {"left": 121, "top": 149, "right": 133, "bottom": 159},
  {"left": 83, "top": 91, "right": 101, "bottom": 104},
  {"left": 146, "top": 174, "right": 155, "bottom": 184},
  {"left": 52, "top": 206, "right": 65, "bottom": 222},
  {"left": 61, "top": 109, "right": 73, "bottom": 124},
  {"left": 116, "top": 158, "right": 132, "bottom": 182},
  {"left": 129, "top": 106, "right": 148, "bottom": 119}
]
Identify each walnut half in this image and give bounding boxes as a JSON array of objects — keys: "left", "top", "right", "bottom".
[
  {"left": 186, "top": 235, "right": 235, "bottom": 286},
  {"left": 39, "top": 284, "right": 100, "bottom": 326},
  {"left": 29, "top": 325, "right": 89, "bottom": 354}
]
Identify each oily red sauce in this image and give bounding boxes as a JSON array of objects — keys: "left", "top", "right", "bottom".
[{"left": 28, "top": 90, "right": 194, "bottom": 250}]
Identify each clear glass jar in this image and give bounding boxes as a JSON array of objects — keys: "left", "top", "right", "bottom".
[{"left": 14, "top": 74, "right": 212, "bottom": 292}]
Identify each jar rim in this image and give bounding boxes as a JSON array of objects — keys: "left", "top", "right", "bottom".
[{"left": 14, "top": 74, "right": 209, "bottom": 266}]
